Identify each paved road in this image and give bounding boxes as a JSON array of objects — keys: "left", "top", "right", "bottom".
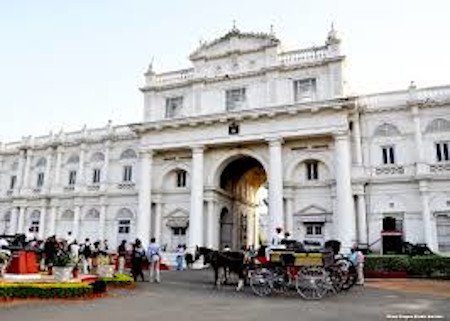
[{"left": 1, "top": 270, "right": 449, "bottom": 321}]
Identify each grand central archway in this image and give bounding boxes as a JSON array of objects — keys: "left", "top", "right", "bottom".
[{"left": 218, "top": 156, "right": 267, "bottom": 250}]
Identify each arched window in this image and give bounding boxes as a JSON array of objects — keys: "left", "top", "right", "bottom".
[
  {"left": 85, "top": 208, "right": 100, "bottom": 219},
  {"left": 35, "top": 157, "right": 47, "bottom": 168},
  {"left": 90, "top": 152, "right": 105, "bottom": 162},
  {"left": 425, "top": 118, "right": 450, "bottom": 133},
  {"left": 373, "top": 123, "right": 401, "bottom": 137},
  {"left": 116, "top": 208, "right": 134, "bottom": 239},
  {"left": 120, "top": 149, "right": 137, "bottom": 160},
  {"left": 29, "top": 210, "right": 40, "bottom": 233},
  {"left": 67, "top": 154, "right": 80, "bottom": 164},
  {"left": 305, "top": 160, "right": 319, "bottom": 180}
]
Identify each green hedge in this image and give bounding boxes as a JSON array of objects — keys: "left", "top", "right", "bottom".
[
  {"left": 365, "top": 255, "right": 450, "bottom": 277},
  {"left": 97, "top": 274, "right": 135, "bottom": 288},
  {"left": 0, "top": 283, "right": 93, "bottom": 299}
]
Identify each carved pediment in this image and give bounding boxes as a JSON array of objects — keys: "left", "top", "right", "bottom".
[
  {"left": 294, "top": 204, "right": 331, "bottom": 223},
  {"left": 165, "top": 208, "right": 189, "bottom": 228},
  {"left": 189, "top": 28, "right": 279, "bottom": 61}
]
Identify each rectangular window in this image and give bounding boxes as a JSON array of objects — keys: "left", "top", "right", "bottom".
[
  {"left": 118, "top": 220, "right": 131, "bottom": 234},
  {"left": 226, "top": 88, "right": 246, "bottom": 111},
  {"left": 305, "top": 223, "right": 323, "bottom": 236},
  {"left": 165, "top": 96, "right": 183, "bottom": 118},
  {"left": 30, "top": 220, "right": 39, "bottom": 233},
  {"left": 176, "top": 171, "right": 187, "bottom": 187},
  {"left": 294, "top": 78, "right": 317, "bottom": 102},
  {"left": 10, "top": 175, "right": 17, "bottom": 190},
  {"left": 382, "top": 146, "right": 395, "bottom": 164},
  {"left": 123, "top": 165, "right": 133, "bottom": 182},
  {"left": 436, "top": 142, "right": 449, "bottom": 162},
  {"left": 68, "top": 170, "right": 77, "bottom": 185},
  {"left": 92, "top": 168, "right": 101, "bottom": 184},
  {"left": 36, "top": 172, "right": 44, "bottom": 187},
  {"left": 306, "top": 162, "right": 319, "bottom": 180}
]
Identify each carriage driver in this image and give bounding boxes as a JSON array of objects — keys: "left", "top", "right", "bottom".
[{"left": 265, "top": 227, "right": 286, "bottom": 259}]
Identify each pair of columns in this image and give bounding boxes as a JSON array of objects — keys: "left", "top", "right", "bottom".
[{"left": 138, "top": 134, "right": 357, "bottom": 250}]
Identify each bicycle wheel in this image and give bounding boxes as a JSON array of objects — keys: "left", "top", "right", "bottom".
[
  {"left": 295, "top": 266, "right": 328, "bottom": 300},
  {"left": 249, "top": 267, "right": 274, "bottom": 297}
]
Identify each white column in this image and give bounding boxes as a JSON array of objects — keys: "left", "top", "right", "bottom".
[
  {"left": 137, "top": 150, "right": 152, "bottom": 246},
  {"left": 254, "top": 207, "right": 260, "bottom": 248},
  {"left": 44, "top": 147, "right": 53, "bottom": 193},
  {"left": 285, "top": 197, "right": 294, "bottom": 235},
  {"left": 206, "top": 200, "right": 216, "bottom": 249},
  {"left": 268, "top": 138, "right": 284, "bottom": 239},
  {"left": 419, "top": 182, "right": 438, "bottom": 251},
  {"left": 77, "top": 145, "right": 86, "bottom": 191},
  {"left": 17, "top": 150, "right": 25, "bottom": 190},
  {"left": 412, "top": 106, "right": 424, "bottom": 163},
  {"left": 53, "top": 146, "right": 63, "bottom": 190},
  {"left": 246, "top": 212, "right": 253, "bottom": 247},
  {"left": 188, "top": 146, "right": 204, "bottom": 250},
  {"left": 17, "top": 207, "right": 26, "bottom": 234},
  {"left": 334, "top": 133, "right": 357, "bottom": 250},
  {"left": 48, "top": 206, "right": 57, "bottom": 236},
  {"left": 73, "top": 205, "right": 81, "bottom": 240},
  {"left": 353, "top": 114, "right": 363, "bottom": 165},
  {"left": 22, "top": 149, "right": 33, "bottom": 192},
  {"left": 99, "top": 203, "right": 107, "bottom": 241},
  {"left": 102, "top": 141, "right": 111, "bottom": 191},
  {"left": 154, "top": 201, "right": 162, "bottom": 242},
  {"left": 8, "top": 207, "right": 19, "bottom": 235},
  {"left": 38, "top": 206, "right": 46, "bottom": 240},
  {"left": 356, "top": 192, "right": 368, "bottom": 244}
]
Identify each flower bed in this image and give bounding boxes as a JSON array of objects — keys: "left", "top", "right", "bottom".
[
  {"left": 365, "top": 255, "right": 450, "bottom": 279},
  {"left": 0, "top": 283, "right": 93, "bottom": 300},
  {"left": 97, "top": 273, "right": 135, "bottom": 288}
]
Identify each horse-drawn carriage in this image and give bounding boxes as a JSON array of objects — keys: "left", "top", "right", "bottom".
[{"left": 248, "top": 241, "right": 357, "bottom": 300}]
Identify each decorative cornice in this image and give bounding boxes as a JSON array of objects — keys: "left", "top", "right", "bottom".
[
  {"left": 131, "top": 97, "right": 355, "bottom": 135},
  {"left": 140, "top": 56, "right": 345, "bottom": 93}
]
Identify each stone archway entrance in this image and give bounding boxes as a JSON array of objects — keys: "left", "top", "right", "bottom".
[{"left": 218, "top": 156, "right": 267, "bottom": 250}]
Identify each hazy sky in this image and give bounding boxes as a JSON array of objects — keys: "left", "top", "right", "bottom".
[{"left": 0, "top": 0, "right": 449, "bottom": 142}]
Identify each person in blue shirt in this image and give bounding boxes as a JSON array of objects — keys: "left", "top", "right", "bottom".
[{"left": 147, "top": 237, "right": 161, "bottom": 283}]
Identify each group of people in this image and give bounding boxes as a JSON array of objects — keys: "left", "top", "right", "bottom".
[{"left": 126, "top": 237, "right": 162, "bottom": 283}]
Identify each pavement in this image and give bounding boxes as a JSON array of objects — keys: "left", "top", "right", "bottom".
[{"left": 1, "top": 269, "right": 449, "bottom": 321}]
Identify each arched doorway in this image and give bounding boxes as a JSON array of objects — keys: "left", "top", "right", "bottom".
[{"left": 218, "top": 156, "right": 267, "bottom": 250}]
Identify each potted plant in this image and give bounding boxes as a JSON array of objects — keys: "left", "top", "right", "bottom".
[
  {"left": 53, "top": 251, "right": 75, "bottom": 281},
  {"left": 96, "top": 255, "right": 115, "bottom": 278}
]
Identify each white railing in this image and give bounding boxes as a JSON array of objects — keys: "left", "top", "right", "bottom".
[
  {"left": 416, "top": 85, "right": 450, "bottom": 102},
  {"left": 375, "top": 165, "right": 405, "bottom": 176},
  {"left": 279, "top": 46, "right": 330, "bottom": 65},
  {"left": 152, "top": 68, "right": 194, "bottom": 85},
  {"left": 359, "top": 85, "right": 450, "bottom": 109},
  {"left": 429, "top": 163, "right": 450, "bottom": 173}
]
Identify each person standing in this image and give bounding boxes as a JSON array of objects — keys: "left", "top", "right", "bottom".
[
  {"left": 131, "top": 239, "right": 145, "bottom": 282},
  {"left": 147, "top": 237, "right": 161, "bottom": 283},
  {"left": 175, "top": 244, "right": 185, "bottom": 271},
  {"left": 80, "top": 238, "right": 93, "bottom": 274},
  {"left": 117, "top": 240, "right": 127, "bottom": 274}
]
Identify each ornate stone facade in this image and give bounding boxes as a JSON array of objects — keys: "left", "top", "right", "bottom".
[{"left": 0, "top": 26, "right": 449, "bottom": 254}]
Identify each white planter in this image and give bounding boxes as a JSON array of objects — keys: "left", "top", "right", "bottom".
[
  {"left": 97, "top": 265, "right": 115, "bottom": 278},
  {"left": 53, "top": 266, "right": 73, "bottom": 281}
]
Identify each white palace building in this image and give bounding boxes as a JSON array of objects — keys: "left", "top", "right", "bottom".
[{"left": 1, "top": 26, "right": 450, "bottom": 254}]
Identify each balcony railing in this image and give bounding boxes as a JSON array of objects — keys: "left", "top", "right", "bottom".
[
  {"left": 429, "top": 163, "right": 450, "bottom": 173},
  {"left": 87, "top": 185, "right": 101, "bottom": 191},
  {"left": 64, "top": 186, "right": 75, "bottom": 192},
  {"left": 279, "top": 46, "right": 330, "bottom": 66},
  {"left": 117, "top": 182, "right": 135, "bottom": 190},
  {"left": 375, "top": 165, "right": 405, "bottom": 175}
]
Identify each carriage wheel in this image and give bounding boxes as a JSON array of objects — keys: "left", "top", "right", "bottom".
[
  {"left": 335, "top": 258, "right": 357, "bottom": 291},
  {"left": 295, "top": 266, "right": 329, "bottom": 300},
  {"left": 249, "top": 267, "right": 274, "bottom": 297},
  {"left": 270, "top": 267, "right": 289, "bottom": 295},
  {"left": 326, "top": 265, "right": 345, "bottom": 293}
]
